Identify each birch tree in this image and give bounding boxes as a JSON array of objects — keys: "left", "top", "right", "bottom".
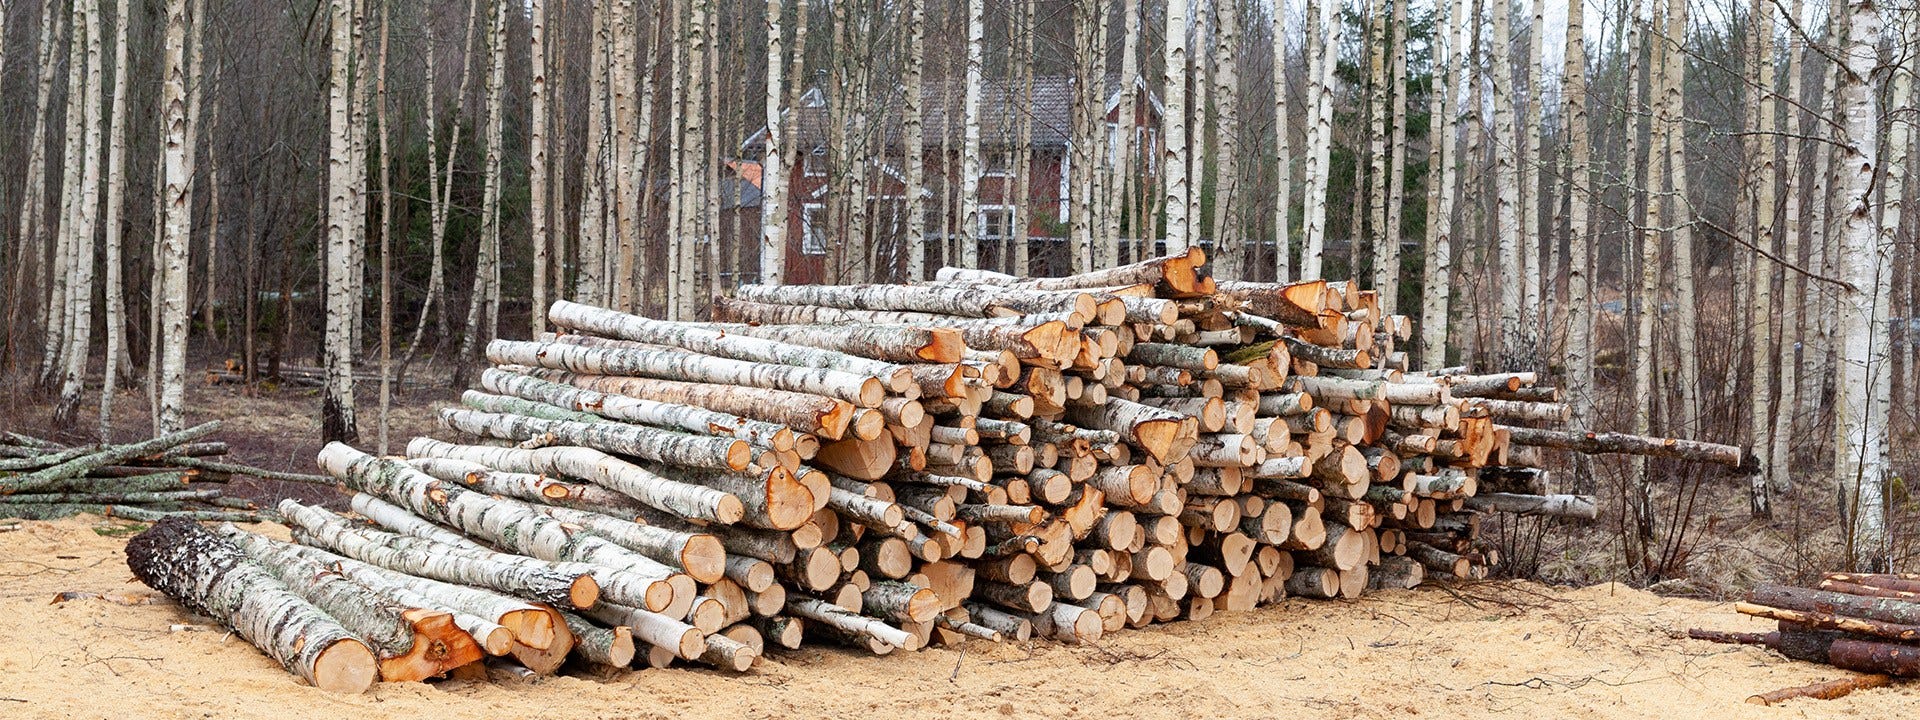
[
  {"left": 1271, "top": 0, "right": 1291, "bottom": 281},
  {"left": 1209, "top": 0, "right": 1242, "bottom": 281},
  {"left": 1104, "top": 0, "right": 1141, "bottom": 268},
  {"left": 456, "top": 0, "right": 508, "bottom": 385},
  {"left": 1490, "top": 0, "right": 1524, "bottom": 366},
  {"left": 1364, "top": 0, "right": 1388, "bottom": 286},
  {"left": 1662, "top": 0, "right": 1700, "bottom": 429},
  {"left": 530, "top": 0, "right": 550, "bottom": 334},
  {"left": 400, "top": 0, "right": 481, "bottom": 375},
  {"left": 1769, "top": 0, "right": 1810, "bottom": 496},
  {"left": 1377, "top": 0, "right": 1408, "bottom": 309},
  {"left": 54, "top": 0, "right": 106, "bottom": 429},
  {"left": 1744, "top": 0, "right": 1777, "bottom": 516},
  {"left": 762, "top": 0, "right": 790, "bottom": 284},
  {"left": 1562, "top": 0, "right": 1594, "bottom": 492},
  {"left": 1300, "top": 0, "right": 1340, "bottom": 278},
  {"left": 1421, "top": 0, "right": 1462, "bottom": 368},
  {"left": 322, "top": 0, "right": 359, "bottom": 441},
  {"left": 98, "top": 0, "right": 133, "bottom": 440},
  {"left": 959, "top": 0, "right": 984, "bottom": 268},
  {"left": 1831, "top": 0, "right": 1887, "bottom": 571},
  {"left": 1162, "top": 0, "right": 1190, "bottom": 254}
]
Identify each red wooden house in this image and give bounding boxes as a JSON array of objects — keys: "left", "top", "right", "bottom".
[{"left": 731, "top": 75, "right": 1164, "bottom": 284}]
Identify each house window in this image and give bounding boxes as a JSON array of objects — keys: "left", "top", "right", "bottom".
[
  {"left": 980, "top": 206, "right": 1015, "bottom": 240},
  {"left": 801, "top": 204, "right": 828, "bottom": 255},
  {"left": 803, "top": 147, "right": 827, "bottom": 177},
  {"left": 985, "top": 152, "right": 1014, "bottom": 177}
]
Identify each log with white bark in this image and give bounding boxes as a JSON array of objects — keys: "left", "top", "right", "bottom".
[
  {"left": 406, "top": 438, "right": 744, "bottom": 524},
  {"left": 278, "top": 499, "right": 599, "bottom": 610},
  {"left": 548, "top": 300, "right": 916, "bottom": 389},
  {"left": 1462, "top": 493, "right": 1598, "bottom": 519},
  {"left": 523, "top": 370, "right": 854, "bottom": 440},
  {"left": 213, "top": 524, "right": 485, "bottom": 681},
  {"left": 1499, "top": 426, "right": 1755, "bottom": 469},
  {"left": 481, "top": 369, "right": 796, "bottom": 451},
  {"left": 489, "top": 338, "right": 885, "bottom": 407},
  {"left": 440, "top": 409, "right": 751, "bottom": 472},
  {"left": 127, "top": 518, "right": 378, "bottom": 693}
]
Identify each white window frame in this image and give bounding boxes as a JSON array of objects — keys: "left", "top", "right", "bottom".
[
  {"left": 979, "top": 204, "right": 1016, "bottom": 240},
  {"left": 801, "top": 203, "right": 828, "bottom": 255},
  {"left": 803, "top": 147, "right": 828, "bottom": 177}
]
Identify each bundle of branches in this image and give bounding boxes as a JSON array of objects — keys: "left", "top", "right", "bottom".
[
  {"left": 0, "top": 421, "right": 308, "bottom": 522},
  {"left": 1689, "top": 575, "right": 1920, "bottom": 703},
  {"left": 125, "top": 250, "right": 1750, "bottom": 692}
]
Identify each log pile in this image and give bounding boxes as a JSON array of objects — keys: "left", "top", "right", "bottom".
[
  {"left": 1690, "top": 575, "right": 1920, "bottom": 702},
  {"left": 0, "top": 422, "right": 288, "bottom": 522},
  {"left": 126, "top": 250, "right": 1751, "bottom": 691}
]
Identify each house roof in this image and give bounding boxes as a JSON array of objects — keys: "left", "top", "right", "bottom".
[{"left": 742, "top": 75, "right": 1161, "bottom": 155}]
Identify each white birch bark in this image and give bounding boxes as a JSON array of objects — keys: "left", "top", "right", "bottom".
[
  {"left": 480, "top": 369, "right": 795, "bottom": 451},
  {"left": 761, "top": 0, "right": 788, "bottom": 285},
  {"left": 1271, "top": 0, "right": 1291, "bottom": 281},
  {"left": 1420, "top": 0, "right": 1461, "bottom": 368},
  {"left": 1832, "top": 0, "right": 1888, "bottom": 570},
  {"left": 156, "top": 0, "right": 193, "bottom": 433},
  {"left": 13, "top": 5, "right": 60, "bottom": 363},
  {"left": 1211, "top": 0, "right": 1242, "bottom": 281},
  {"left": 97, "top": 0, "right": 132, "bottom": 441},
  {"left": 1490, "top": 0, "right": 1524, "bottom": 365},
  {"left": 1301, "top": 0, "right": 1340, "bottom": 278},
  {"left": 126, "top": 519, "right": 376, "bottom": 693},
  {"left": 530, "top": 0, "right": 549, "bottom": 335},
  {"left": 54, "top": 0, "right": 104, "bottom": 429},
  {"left": 1162, "top": 0, "right": 1190, "bottom": 254},
  {"left": 1363, "top": 0, "right": 1388, "bottom": 287},
  {"left": 1562, "top": 0, "right": 1594, "bottom": 492},
  {"left": 578, "top": 1, "right": 607, "bottom": 304},
  {"left": 1378, "top": 0, "right": 1407, "bottom": 309},
  {"left": 1769, "top": 0, "right": 1809, "bottom": 495},
  {"left": 1520, "top": 0, "right": 1544, "bottom": 326},
  {"left": 407, "top": 437, "right": 745, "bottom": 524},
  {"left": 322, "top": 0, "right": 358, "bottom": 441},
  {"left": 959, "top": 0, "right": 984, "bottom": 268},
  {"left": 612, "top": 0, "right": 639, "bottom": 311},
  {"left": 1663, "top": 0, "right": 1699, "bottom": 428},
  {"left": 546, "top": 300, "right": 908, "bottom": 384},
  {"left": 1105, "top": 0, "right": 1140, "bottom": 268},
  {"left": 1745, "top": 0, "right": 1776, "bottom": 516},
  {"left": 440, "top": 407, "right": 752, "bottom": 472}
]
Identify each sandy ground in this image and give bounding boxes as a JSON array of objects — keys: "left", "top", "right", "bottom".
[{"left": 2, "top": 517, "right": 1913, "bottom": 720}]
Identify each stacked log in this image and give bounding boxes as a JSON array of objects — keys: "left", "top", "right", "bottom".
[
  {"left": 126, "top": 250, "right": 1750, "bottom": 691},
  {"left": 0, "top": 422, "right": 286, "bottom": 522}
]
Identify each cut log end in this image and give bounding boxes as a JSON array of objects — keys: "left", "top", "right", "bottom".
[{"left": 313, "top": 639, "right": 379, "bottom": 694}]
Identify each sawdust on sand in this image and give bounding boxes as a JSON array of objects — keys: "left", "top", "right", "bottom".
[{"left": 0, "top": 515, "right": 1909, "bottom": 719}]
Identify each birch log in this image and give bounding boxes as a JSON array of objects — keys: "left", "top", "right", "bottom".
[
  {"left": 489, "top": 338, "right": 884, "bottom": 407},
  {"left": 405, "top": 438, "right": 743, "bottom": 523},
  {"left": 127, "top": 518, "right": 378, "bottom": 693}
]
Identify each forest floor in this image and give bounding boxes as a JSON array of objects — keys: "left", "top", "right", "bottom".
[{"left": 1, "top": 514, "right": 1914, "bottom": 720}]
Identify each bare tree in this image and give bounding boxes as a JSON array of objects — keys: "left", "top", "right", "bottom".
[
  {"left": 958, "top": 0, "right": 984, "bottom": 268},
  {"left": 530, "top": 0, "right": 550, "bottom": 334},
  {"left": 1270, "top": 0, "right": 1292, "bottom": 281},
  {"left": 1162, "top": 0, "right": 1190, "bottom": 254},
  {"left": 1490, "top": 0, "right": 1523, "bottom": 364},
  {"left": 1377, "top": 0, "right": 1407, "bottom": 309},
  {"left": 1744, "top": 0, "right": 1776, "bottom": 516},
  {"left": 1300, "top": 0, "right": 1339, "bottom": 278},
  {"left": 762, "top": 0, "right": 791, "bottom": 284},
  {"left": 1209, "top": 0, "right": 1242, "bottom": 281},
  {"left": 1421, "top": 0, "right": 1462, "bottom": 368},
  {"left": 1562, "top": 0, "right": 1594, "bottom": 492},
  {"left": 1770, "top": 0, "right": 1810, "bottom": 497},
  {"left": 321, "top": 0, "right": 359, "bottom": 441},
  {"left": 1832, "top": 0, "right": 1887, "bottom": 570},
  {"left": 1662, "top": 0, "right": 1699, "bottom": 429},
  {"left": 98, "top": 0, "right": 133, "bottom": 440},
  {"left": 53, "top": 0, "right": 106, "bottom": 428}
]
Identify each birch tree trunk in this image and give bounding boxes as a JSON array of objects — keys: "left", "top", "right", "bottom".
[
  {"left": 54, "top": 0, "right": 105, "bottom": 430},
  {"left": 1769, "top": 0, "right": 1809, "bottom": 495},
  {"left": 455, "top": 0, "right": 508, "bottom": 387},
  {"left": 611, "top": 0, "right": 639, "bottom": 312},
  {"left": 1631, "top": 0, "right": 1664, "bottom": 542},
  {"left": 761, "top": 0, "right": 789, "bottom": 285},
  {"left": 374, "top": 0, "right": 392, "bottom": 453},
  {"left": 1520, "top": 0, "right": 1544, "bottom": 329},
  {"left": 958, "top": 0, "right": 984, "bottom": 268},
  {"left": 1011, "top": 0, "right": 1034, "bottom": 275},
  {"left": 1301, "top": 0, "right": 1339, "bottom": 278},
  {"left": 399, "top": 0, "right": 480, "bottom": 374},
  {"left": 577, "top": 1, "right": 607, "bottom": 305},
  {"left": 7, "top": 4, "right": 61, "bottom": 372},
  {"left": 1490, "top": 0, "right": 1524, "bottom": 366},
  {"left": 1271, "top": 0, "right": 1291, "bottom": 281},
  {"left": 98, "top": 0, "right": 132, "bottom": 441},
  {"left": 1745, "top": 0, "right": 1777, "bottom": 516},
  {"left": 1210, "top": 0, "right": 1242, "bottom": 281},
  {"left": 1106, "top": 0, "right": 1140, "bottom": 268},
  {"left": 1562, "top": 0, "right": 1595, "bottom": 493},
  {"left": 42, "top": 5, "right": 83, "bottom": 390},
  {"left": 1663, "top": 0, "right": 1700, "bottom": 429},
  {"left": 1162, "top": 0, "right": 1190, "bottom": 254},
  {"left": 1363, "top": 0, "right": 1388, "bottom": 286},
  {"left": 1833, "top": 0, "right": 1888, "bottom": 571},
  {"left": 1378, "top": 0, "right": 1407, "bottom": 309},
  {"left": 322, "top": 0, "right": 358, "bottom": 441},
  {"left": 156, "top": 0, "right": 194, "bottom": 434},
  {"left": 530, "top": 0, "right": 549, "bottom": 335},
  {"left": 1420, "top": 0, "right": 1461, "bottom": 368}
]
